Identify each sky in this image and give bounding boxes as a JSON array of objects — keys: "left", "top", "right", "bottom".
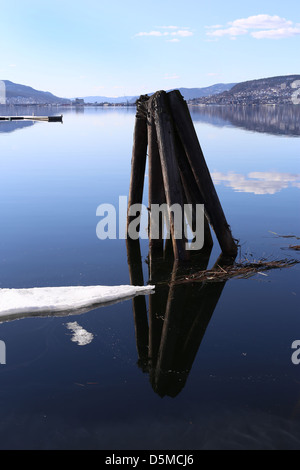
[{"left": 0, "top": 0, "right": 299, "bottom": 98}]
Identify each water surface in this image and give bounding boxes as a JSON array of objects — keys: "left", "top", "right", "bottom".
[{"left": 0, "top": 104, "right": 299, "bottom": 450}]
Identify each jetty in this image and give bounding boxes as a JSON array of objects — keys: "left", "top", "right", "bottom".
[{"left": 0, "top": 115, "right": 63, "bottom": 123}]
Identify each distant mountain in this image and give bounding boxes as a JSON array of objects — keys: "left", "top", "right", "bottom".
[
  {"left": 0, "top": 80, "right": 70, "bottom": 105},
  {"left": 80, "top": 83, "right": 236, "bottom": 104},
  {"left": 167, "top": 84, "right": 236, "bottom": 101},
  {"left": 2, "top": 76, "right": 299, "bottom": 106},
  {"left": 189, "top": 75, "right": 300, "bottom": 105},
  {"left": 0, "top": 80, "right": 235, "bottom": 106},
  {"left": 81, "top": 95, "right": 138, "bottom": 104}
]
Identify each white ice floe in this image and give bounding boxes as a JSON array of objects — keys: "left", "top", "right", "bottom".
[
  {"left": 66, "top": 321, "right": 94, "bottom": 346},
  {"left": 0, "top": 284, "right": 154, "bottom": 322}
]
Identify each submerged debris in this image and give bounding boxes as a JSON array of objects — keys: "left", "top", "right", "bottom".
[
  {"left": 269, "top": 232, "right": 300, "bottom": 253},
  {"left": 269, "top": 231, "right": 300, "bottom": 240},
  {"left": 172, "top": 258, "right": 299, "bottom": 284}
]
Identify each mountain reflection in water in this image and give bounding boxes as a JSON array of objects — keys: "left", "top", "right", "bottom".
[
  {"left": 0, "top": 105, "right": 63, "bottom": 133},
  {"left": 189, "top": 105, "right": 300, "bottom": 137},
  {"left": 0, "top": 120, "right": 36, "bottom": 134}
]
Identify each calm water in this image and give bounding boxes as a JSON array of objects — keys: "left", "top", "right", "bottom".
[{"left": 0, "top": 104, "right": 299, "bottom": 450}]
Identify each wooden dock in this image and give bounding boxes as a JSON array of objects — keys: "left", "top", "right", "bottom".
[{"left": 0, "top": 115, "right": 63, "bottom": 122}]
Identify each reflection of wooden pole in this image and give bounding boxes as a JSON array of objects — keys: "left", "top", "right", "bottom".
[
  {"left": 148, "top": 258, "right": 171, "bottom": 377},
  {"left": 126, "top": 239, "right": 149, "bottom": 370},
  {"left": 168, "top": 90, "right": 237, "bottom": 257},
  {"left": 127, "top": 97, "right": 148, "bottom": 233},
  {"left": 179, "top": 282, "right": 227, "bottom": 372},
  {"left": 181, "top": 252, "right": 235, "bottom": 351},
  {"left": 152, "top": 250, "right": 234, "bottom": 397},
  {"left": 153, "top": 261, "right": 187, "bottom": 396},
  {"left": 178, "top": 253, "right": 236, "bottom": 371},
  {"left": 153, "top": 91, "right": 187, "bottom": 262},
  {"left": 163, "top": 236, "right": 174, "bottom": 261}
]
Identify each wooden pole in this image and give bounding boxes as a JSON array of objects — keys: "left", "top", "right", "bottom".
[
  {"left": 152, "top": 91, "right": 187, "bottom": 261},
  {"left": 127, "top": 96, "right": 149, "bottom": 234},
  {"left": 147, "top": 98, "right": 166, "bottom": 259},
  {"left": 173, "top": 130, "right": 213, "bottom": 249},
  {"left": 167, "top": 90, "right": 237, "bottom": 256}
]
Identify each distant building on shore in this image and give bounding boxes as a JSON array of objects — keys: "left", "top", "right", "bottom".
[{"left": 73, "top": 98, "right": 84, "bottom": 106}]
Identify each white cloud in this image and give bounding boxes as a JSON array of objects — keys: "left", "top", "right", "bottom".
[
  {"left": 251, "top": 27, "right": 300, "bottom": 39},
  {"left": 206, "top": 14, "right": 300, "bottom": 40},
  {"left": 135, "top": 31, "right": 164, "bottom": 37},
  {"left": 164, "top": 74, "right": 180, "bottom": 80},
  {"left": 231, "top": 14, "right": 292, "bottom": 30},
  {"left": 158, "top": 25, "right": 179, "bottom": 29},
  {"left": 171, "top": 30, "right": 193, "bottom": 37},
  {"left": 208, "top": 26, "right": 248, "bottom": 37},
  {"left": 205, "top": 24, "right": 224, "bottom": 29},
  {"left": 158, "top": 25, "right": 191, "bottom": 30},
  {"left": 135, "top": 26, "right": 193, "bottom": 40}
]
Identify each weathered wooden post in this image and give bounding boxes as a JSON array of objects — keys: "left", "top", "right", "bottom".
[
  {"left": 126, "top": 88, "right": 238, "bottom": 261},
  {"left": 127, "top": 96, "right": 148, "bottom": 232},
  {"left": 167, "top": 90, "right": 238, "bottom": 256},
  {"left": 126, "top": 91, "right": 239, "bottom": 393},
  {"left": 147, "top": 96, "right": 166, "bottom": 259},
  {"left": 173, "top": 129, "right": 213, "bottom": 249},
  {"left": 152, "top": 91, "right": 188, "bottom": 261}
]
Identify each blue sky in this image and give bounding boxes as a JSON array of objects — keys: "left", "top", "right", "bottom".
[{"left": 0, "top": 0, "right": 299, "bottom": 98}]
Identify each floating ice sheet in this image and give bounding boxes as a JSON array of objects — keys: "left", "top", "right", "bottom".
[
  {"left": 0, "top": 285, "right": 154, "bottom": 322},
  {"left": 66, "top": 321, "right": 94, "bottom": 346}
]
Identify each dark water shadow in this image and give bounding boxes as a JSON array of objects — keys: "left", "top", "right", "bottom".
[{"left": 126, "top": 238, "right": 235, "bottom": 397}]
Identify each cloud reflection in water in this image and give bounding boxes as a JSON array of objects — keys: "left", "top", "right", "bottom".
[{"left": 212, "top": 171, "right": 300, "bottom": 194}]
